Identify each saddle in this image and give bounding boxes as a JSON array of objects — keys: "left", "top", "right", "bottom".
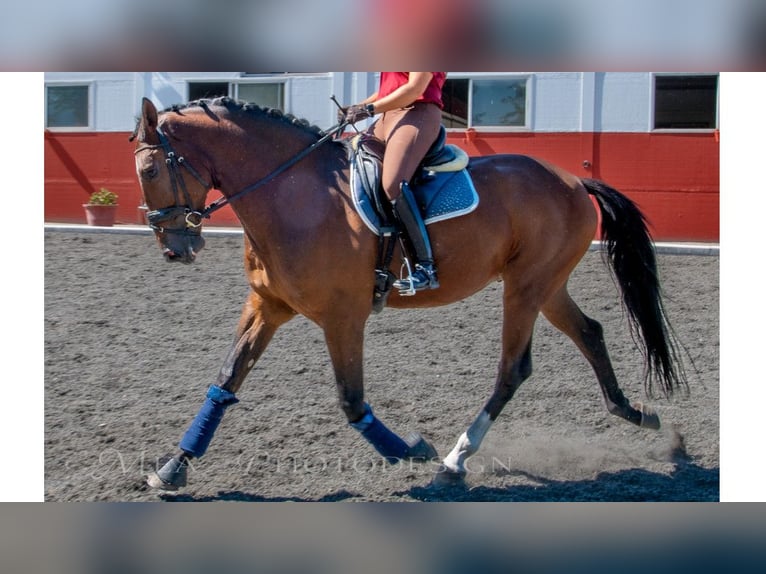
[
  {"left": 349, "top": 126, "right": 477, "bottom": 236},
  {"left": 348, "top": 126, "right": 479, "bottom": 312}
]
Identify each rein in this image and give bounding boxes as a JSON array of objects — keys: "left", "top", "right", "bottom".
[
  {"left": 135, "top": 121, "right": 348, "bottom": 234},
  {"left": 201, "top": 121, "right": 348, "bottom": 219}
]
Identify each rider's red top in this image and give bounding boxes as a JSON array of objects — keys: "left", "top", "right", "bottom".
[{"left": 377, "top": 72, "right": 446, "bottom": 109}]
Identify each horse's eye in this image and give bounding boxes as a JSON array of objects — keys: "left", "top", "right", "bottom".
[{"left": 141, "top": 165, "right": 159, "bottom": 180}]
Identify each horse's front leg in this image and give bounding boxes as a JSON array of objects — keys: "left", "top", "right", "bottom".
[
  {"left": 148, "top": 292, "right": 294, "bottom": 490},
  {"left": 324, "top": 312, "right": 438, "bottom": 465}
]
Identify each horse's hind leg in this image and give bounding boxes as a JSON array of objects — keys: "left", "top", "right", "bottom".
[
  {"left": 148, "top": 292, "right": 294, "bottom": 490},
  {"left": 435, "top": 295, "right": 539, "bottom": 486},
  {"left": 541, "top": 286, "right": 660, "bottom": 429}
]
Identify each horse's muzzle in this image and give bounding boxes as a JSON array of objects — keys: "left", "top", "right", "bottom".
[
  {"left": 158, "top": 231, "right": 205, "bottom": 264},
  {"left": 162, "top": 247, "right": 197, "bottom": 264}
]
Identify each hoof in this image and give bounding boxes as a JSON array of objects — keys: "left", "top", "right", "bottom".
[
  {"left": 666, "top": 428, "right": 691, "bottom": 463},
  {"left": 404, "top": 432, "right": 439, "bottom": 462},
  {"left": 146, "top": 472, "right": 180, "bottom": 491},
  {"left": 635, "top": 402, "right": 661, "bottom": 430},
  {"left": 147, "top": 454, "right": 188, "bottom": 491},
  {"left": 430, "top": 465, "right": 467, "bottom": 489}
]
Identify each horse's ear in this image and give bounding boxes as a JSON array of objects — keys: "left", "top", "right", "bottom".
[{"left": 141, "top": 97, "right": 159, "bottom": 133}]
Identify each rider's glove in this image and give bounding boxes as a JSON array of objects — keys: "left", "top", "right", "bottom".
[{"left": 343, "top": 103, "right": 375, "bottom": 125}]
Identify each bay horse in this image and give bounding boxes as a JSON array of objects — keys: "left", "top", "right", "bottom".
[{"left": 131, "top": 96, "right": 686, "bottom": 491}]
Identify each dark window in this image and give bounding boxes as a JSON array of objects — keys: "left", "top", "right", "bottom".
[
  {"left": 46, "top": 85, "right": 89, "bottom": 128},
  {"left": 442, "top": 77, "right": 528, "bottom": 128},
  {"left": 442, "top": 78, "right": 469, "bottom": 128},
  {"left": 654, "top": 75, "right": 718, "bottom": 129},
  {"left": 188, "top": 82, "right": 230, "bottom": 101}
]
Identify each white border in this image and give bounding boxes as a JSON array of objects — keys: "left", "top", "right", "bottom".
[{"left": 2, "top": 72, "right": 44, "bottom": 501}]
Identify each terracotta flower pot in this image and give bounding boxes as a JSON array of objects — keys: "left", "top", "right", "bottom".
[{"left": 83, "top": 204, "right": 118, "bottom": 227}]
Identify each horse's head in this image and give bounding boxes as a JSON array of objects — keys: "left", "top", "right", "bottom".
[{"left": 132, "top": 98, "right": 211, "bottom": 264}]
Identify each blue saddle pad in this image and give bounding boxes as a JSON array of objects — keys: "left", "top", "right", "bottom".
[{"left": 351, "top": 163, "right": 479, "bottom": 236}]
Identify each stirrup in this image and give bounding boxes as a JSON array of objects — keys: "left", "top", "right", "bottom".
[{"left": 394, "top": 260, "right": 439, "bottom": 295}]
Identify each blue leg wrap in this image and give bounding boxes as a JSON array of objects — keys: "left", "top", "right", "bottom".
[
  {"left": 349, "top": 403, "right": 409, "bottom": 464},
  {"left": 179, "top": 385, "right": 239, "bottom": 458}
]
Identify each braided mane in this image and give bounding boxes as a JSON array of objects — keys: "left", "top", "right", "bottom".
[{"left": 162, "top": 96, "right": 326, "bottom": 139}]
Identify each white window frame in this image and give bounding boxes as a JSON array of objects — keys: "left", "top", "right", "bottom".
[
  {"left": 650, "top": 72, "right": 719, "bottom": 133},
  {"left": 444, "top": 74, "right": 532, "bottom": 132},
  {"left": 44, "top": 82, "right": 94, "bottom": 131}
]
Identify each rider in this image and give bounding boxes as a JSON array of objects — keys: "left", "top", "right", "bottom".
[{"left": 341, "top": 72, "right": 446, "bottom": 292}]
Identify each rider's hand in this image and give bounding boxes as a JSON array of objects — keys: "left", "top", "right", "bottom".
[{"left": 344, "top": 104, "right": 373, "bottom": 125}]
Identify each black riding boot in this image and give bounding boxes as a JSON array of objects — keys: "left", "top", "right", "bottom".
[{"left": 392, "top": 181, "right": 440, "bottom": 293}]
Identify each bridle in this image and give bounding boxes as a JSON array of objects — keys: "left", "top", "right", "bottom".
[
  {"left": 134, "top": 120, "right": 348, "bottom": 236},
  {"left": 134, "top": 128, "right": 212, "bottom": 235}
]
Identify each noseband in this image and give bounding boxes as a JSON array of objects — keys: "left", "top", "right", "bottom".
[{"left": 134, "top": 128, "right": 212, "bottom": 235}]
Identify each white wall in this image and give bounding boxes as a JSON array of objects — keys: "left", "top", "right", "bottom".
[
  {"left": 597, "top": 72, "right": 654, "bottom": 132},
  {"left": 43, "top": 71, "right": 705, "bottom": 134},
  {"left": 532, "top": 72, "right": 583, "bottom": 132}
]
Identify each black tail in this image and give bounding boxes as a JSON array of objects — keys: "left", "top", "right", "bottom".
[{"left": 583, "top": 178, "right": 688, "bottom": 398}]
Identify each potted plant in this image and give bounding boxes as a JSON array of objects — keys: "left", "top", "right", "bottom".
[{"left": 83, "top": 188, "right": 118, "bottom": 227}]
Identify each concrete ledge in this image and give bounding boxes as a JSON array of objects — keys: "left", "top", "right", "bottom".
[
  {"left": 44, "top": 223, "right": 720, "bottom": 256},
  {"left": 43, "top": 223, "right": 244, "bottom": 237},
  {"left": 587, "top": 240, "right": 719, "bottom": 256}
]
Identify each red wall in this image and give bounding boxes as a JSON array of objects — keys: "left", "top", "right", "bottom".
[
  {"left": 45, "top": 130, "right": 719, "bottom": 241},
  {"left": 449, "top": 130, "right": 719, "bottom": 242},
  {"left": 44, "top": 131, "right": 241, "bottom": 226}
]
